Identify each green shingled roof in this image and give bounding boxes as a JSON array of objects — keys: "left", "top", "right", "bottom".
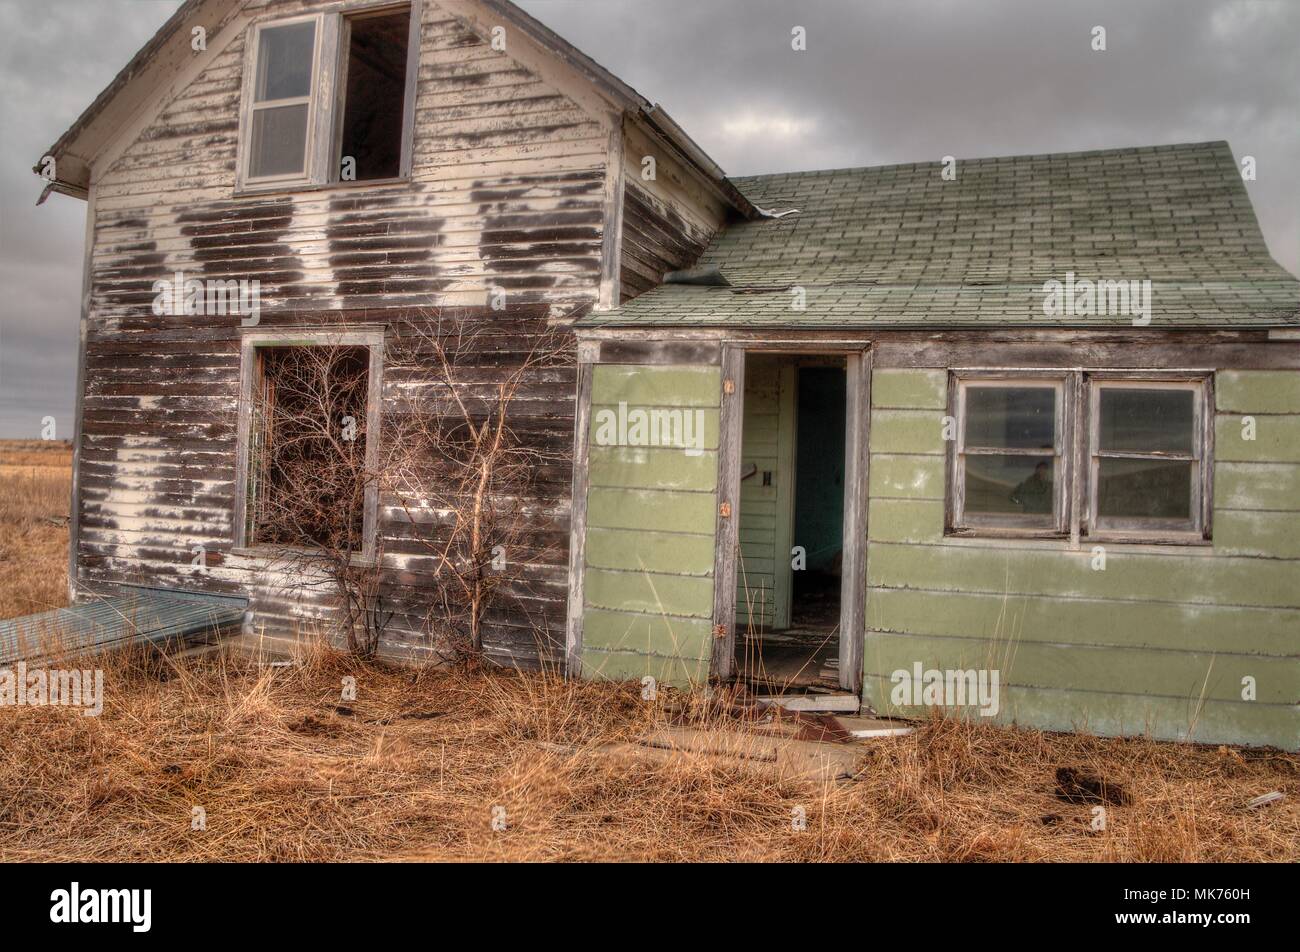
[{"left": 580, "top": 141, "right": 1300, "bottom": 328}]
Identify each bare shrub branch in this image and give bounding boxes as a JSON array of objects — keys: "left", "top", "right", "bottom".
[{"left": 249, "top": 314, "right": 572, "bottom": 663}]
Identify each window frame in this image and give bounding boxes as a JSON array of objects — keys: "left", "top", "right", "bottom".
[
  {"left": 1085, "top": 373, "right": 1213, "bottom": 543},
  {"left": 947, "top": 371, "right": 1072, "bottom": 538},
  {"left": 233, "top": 327, "right": 386, "bottom": 562},
  {"left": 330, "top": 4, "right": 422, "bottom": 185},
  {"left": 238, "top": 13, "right": 332, "bottom": 190},
  {"left": 236, "top": 1, "right": 421, "bottom": 194},
  {"left": 945, "top": 369, "right": 1214, "bottom": 545}
]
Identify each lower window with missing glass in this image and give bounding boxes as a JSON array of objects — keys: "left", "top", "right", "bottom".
[
  {"left": 947, "top": 370, "right": 1212, "bottom": 543},
  {"left": 235, "top": 331, "right": 384, "bottom": 560}
]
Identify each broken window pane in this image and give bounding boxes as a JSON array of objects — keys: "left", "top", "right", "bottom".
[
  {"left": 249, "top": 104, "right": 310, "bottom": 178},
  {"left": 255, "top": 21, "right": 316, "bottom": 101},
  {"left": 965, "top": 454, "right": 1056, "bottom": 517},
  {"left": 1096, "top": 458, "right": 1193, "bottom": 519},
  {"left": 249, "top": 346, "right": 370, "bottom": 550},
  {"left": 965, "top": 387, "right": 1055, "bottom": 450},
  {"left": 1098, "top": 388, "right": 1195, "bottom": 454},
  {"left": 337, "top": 10, "right": 411, "bottom": 181}
]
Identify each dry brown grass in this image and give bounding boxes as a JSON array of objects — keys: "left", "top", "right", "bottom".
[
  {"left": 0, "top": 440, "right": 72, "bottom": 619},
  {"left": 0, "top": 438, "right": 1294, "bottom": 862},
  {"left": 0, "top": 640, "right": 1295, "bottom": 862}
]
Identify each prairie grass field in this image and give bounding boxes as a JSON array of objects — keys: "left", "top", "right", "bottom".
[{"left": 0, "top": 439, "right": 1295, "bottom": 862}]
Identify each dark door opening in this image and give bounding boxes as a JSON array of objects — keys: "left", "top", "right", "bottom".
[
  {"left": 734, "top": 356, "right": 846, "bottom": 693},
  {"left": 792, "top": 367, "right": 846, "bottom": 631}
]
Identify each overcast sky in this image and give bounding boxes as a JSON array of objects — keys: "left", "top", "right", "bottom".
[{"left": 1, "top": 0, "right": 1297, "bottom": 438}]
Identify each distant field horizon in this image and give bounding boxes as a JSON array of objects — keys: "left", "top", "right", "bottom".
[{"left": 0, "top": 438, "right": 71, "bottom": 620}]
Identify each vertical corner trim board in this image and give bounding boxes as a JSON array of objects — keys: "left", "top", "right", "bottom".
[{"left": 863, "top": 367, "right": 1300, "bottom": 749}]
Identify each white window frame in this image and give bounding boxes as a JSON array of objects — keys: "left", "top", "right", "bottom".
[
  {"left": 1085, "top": 374, "right": 1213, "bottom": 541},
  {"left": 948, "top": 373, "right": 1070, "bottom": 537},
  {"left": 233, "top": 327, "right": 386, "bottom": 562},
  {"left": 236, "top": 2, "right": 421, "bottom": 194},
  {"left": 238, "top": 13, "right": 333, "bottom": 190}
]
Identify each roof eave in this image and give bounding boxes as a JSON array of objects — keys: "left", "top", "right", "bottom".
[
  {"left": 34, "top": 0, "right": 238, "bottom": 198},
  {"left": 577, "top": 318, "right": 1300, "bottom": 331},
  {"left": 638, "top": 105, "right": 759, "bottom": 219},
  {"left": 475, "top": 1, "right": 755, "bottom": 217}
]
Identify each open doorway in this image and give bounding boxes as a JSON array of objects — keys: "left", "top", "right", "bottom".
[{"left": 734, "top": 354, "right": 847, "bottom": 693}]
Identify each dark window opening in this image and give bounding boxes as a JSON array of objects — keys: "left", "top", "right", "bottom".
[
  {"left": 337, "top": 9, "right": 411, "bottom": 182},
  {"left": 248, "top": 346, "right": 371, "bottom": 550},
  {"left": 791, "top": 366, "right": 845, "bottom": 632}
]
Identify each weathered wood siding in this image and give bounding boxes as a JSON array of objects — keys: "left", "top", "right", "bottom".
[
  {"left": 618, "top": 120, "right": 724, "bottom": 302},
  {"left": 93, "top": 0, "right": 612, "bottom": 313},
  {"left": 579, "top": 364, "right": 721, "bottom": 684},
  {"left": 864, "top": 367, "right": 1300, "bottom": 749},
  {"left": 619, "top": 180, "right": 714, "bottom": 302},
  {"left": 77, "top": 0, "right": 621, "bottom": 665}
]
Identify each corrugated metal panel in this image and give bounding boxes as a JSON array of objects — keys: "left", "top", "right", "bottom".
[{"left": 0, "top": 585, "right": 246, "bottom": 664}]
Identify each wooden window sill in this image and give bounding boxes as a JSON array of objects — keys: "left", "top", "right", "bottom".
[
  {"left": 231, "top": 546, "right": 377, "bottom": 568},
  {"left": 234, "top": 176, "right": 411, "bottom": 200}
]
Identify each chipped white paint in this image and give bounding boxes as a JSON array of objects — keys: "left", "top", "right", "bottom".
[{"left": 67, "top": 0, "right": 737, "bottom": 664}]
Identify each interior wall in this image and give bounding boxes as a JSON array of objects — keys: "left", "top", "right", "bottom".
[
  {"left": 793, "top": 367, "right": 846, "bottom": 573},
  {"left": 736, "top": 355, "right": 793, "bottom": 630}
]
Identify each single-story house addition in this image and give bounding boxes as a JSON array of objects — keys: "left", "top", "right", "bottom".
[{"left": 37, "top": 0, "right": 1300, "bottom": 748}]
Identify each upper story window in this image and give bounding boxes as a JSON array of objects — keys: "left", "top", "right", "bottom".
[
  {"left": 247, "top": 19, "right": 320, "bottom": 181},
  {"left": 238, "top": 4, "right": 417, "bottom": 191},
  {"left": 337, "top": 11, "right": 412, "bottom": 182},
  {"left": 947, "top": 371, "right": 1212, "bottom": 543}
]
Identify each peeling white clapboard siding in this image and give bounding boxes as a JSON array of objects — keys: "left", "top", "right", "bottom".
[{"left": 75, "top": 0, "right": 624, "bottom": 663}]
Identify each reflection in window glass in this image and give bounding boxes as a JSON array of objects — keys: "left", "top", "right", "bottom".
[
  {"left": 1096, "top": 458, "right": 1193, "bottom": 519},
  {"left": 255, "top": 21, "right": 316, "bottom": 101},
  {"left": 1098, "top": 388, "right": 1194, "bottom": 454},
  {"left": 249, "top": 103, "right": 310, "bottom": 178},
  {"left": 965, "top": 387, "right": 1055, "bottom": 449},
  {"left": 965, "top": 454, "right": 1055, "bottom": 517}
]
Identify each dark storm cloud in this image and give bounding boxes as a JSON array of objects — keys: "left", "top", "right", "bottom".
[
  {"left": 518, "top": 0, "right": 1298, "bottom": 264},
  {"left": 1, "top": 0, "right": 1296, "bottom": 437}
]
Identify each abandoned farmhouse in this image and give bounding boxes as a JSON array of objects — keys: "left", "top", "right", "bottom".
[{"left": 31, "top": 0, "right": 1300, "bottom": 749}]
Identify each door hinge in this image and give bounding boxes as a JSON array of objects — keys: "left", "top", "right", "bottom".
[
  {"left": 723, "top": 378, "right": 736, "bottom": 395},
  {"left": 719, "top": 501, "right": 731, "bottom": 518}
]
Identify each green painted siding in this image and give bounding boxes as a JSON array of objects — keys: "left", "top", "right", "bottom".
[
  {"left": 865, "top": 368, "right": 1300, "bottom": 749},
  {"left": 580, "top": 364, "right": 721, "bottom": 685},
  {"left": 736, "top": 356, "right": 794, "bottom": 629}
]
